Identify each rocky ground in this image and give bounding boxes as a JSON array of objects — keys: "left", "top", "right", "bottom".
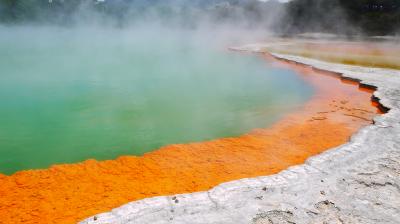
[{"left": 81, "top": 51, "right": 400, "bottom": 224}]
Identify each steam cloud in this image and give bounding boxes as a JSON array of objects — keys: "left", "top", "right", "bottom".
[{"left": 0, "top": 0, "right": 399, "bottom": 37}]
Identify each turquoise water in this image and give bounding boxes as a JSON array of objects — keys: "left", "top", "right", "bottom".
[{"left": 0, "top": 27, "right": 313, "bottom": 174}]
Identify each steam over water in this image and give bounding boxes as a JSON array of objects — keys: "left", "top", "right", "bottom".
[{"left": 0, "top": 27, "right": 313, "bottom": 174}]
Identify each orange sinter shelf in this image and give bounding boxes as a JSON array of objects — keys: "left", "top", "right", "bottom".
[{"left": 0, "top": 54, "right": 382, "bottom": 224}]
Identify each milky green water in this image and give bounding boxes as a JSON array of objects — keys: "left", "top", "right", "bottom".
[{"left": 0, "top": 27, "right": 313, "bottom": 174}]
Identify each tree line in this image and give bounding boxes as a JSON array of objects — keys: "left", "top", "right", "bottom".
[{"left": 284, "top": 0, "right": 400, "bottom": 35}]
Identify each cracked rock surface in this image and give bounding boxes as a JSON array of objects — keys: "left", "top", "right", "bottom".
[{"left": 80, "top": 51, "right": 400, "bottom": 224}]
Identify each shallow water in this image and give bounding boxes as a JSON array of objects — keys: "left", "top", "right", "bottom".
[{"left": 0, "top": 27, "right": 313, "bottom": 174}]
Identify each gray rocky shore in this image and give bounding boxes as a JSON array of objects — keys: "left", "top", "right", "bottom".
[{"left": 81, "top": 49, "right": 400, "bottom": 224}]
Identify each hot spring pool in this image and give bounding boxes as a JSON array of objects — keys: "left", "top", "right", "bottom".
[{"left": 0, "top": 28, "right": 313, "bottom": 174}]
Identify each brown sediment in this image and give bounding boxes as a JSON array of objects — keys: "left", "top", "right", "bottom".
[
  {"left": 267, "top": 41, "right": 400, "bottom": 70},
  {"left": 0, "top": 54, "right": 382, "bottom": 224}
]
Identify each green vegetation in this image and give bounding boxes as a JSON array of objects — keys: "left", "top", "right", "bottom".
[{"left": 285, "top": 0, "right": 400, "bottom": 35}]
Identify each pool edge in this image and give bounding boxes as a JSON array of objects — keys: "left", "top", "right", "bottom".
[{"left": 80, "top": 50, "right": 400, "bottom": 224}]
